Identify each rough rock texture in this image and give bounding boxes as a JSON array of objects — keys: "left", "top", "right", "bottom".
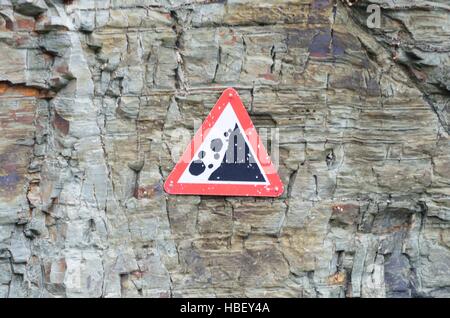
[{"left": 0, "top": 0, "right": 449, "bottom": 298}]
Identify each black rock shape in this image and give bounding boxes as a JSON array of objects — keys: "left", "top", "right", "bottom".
[
  {"left": 208, "top": 124, "right": 265, "bottom": 182},
  {"left": 189, "top": 160, "right": 206, "bottom": 176}
]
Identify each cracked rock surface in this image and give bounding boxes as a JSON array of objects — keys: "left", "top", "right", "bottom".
[{"left": 0, "top": 0, "right": 449, "bottom": 298}]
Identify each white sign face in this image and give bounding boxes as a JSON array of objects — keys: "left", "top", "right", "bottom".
[{"left": 178, "top": 103, "right": 268, "bottom": 185}]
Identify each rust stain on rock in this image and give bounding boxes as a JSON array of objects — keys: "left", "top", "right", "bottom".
[
  {"left": 44, "top": 258, "right": 67, "bottom": 285},
  {"left": 16, "top": 17, "right": 36, "bottom": 31},
  {"left": 328, "top": 271, "right": 346, "bottom": 285},
  {"left": 8, "top": 109, "right": 35, "bottom": 125},
  {"left": 53, "top": 112, "right": 69, "bottom": 135},
  {"left": 134, "top": 183, "right": 163, "bottom": 199},
  {"left": 134, "top": 185, "right": 155, "bottom": 199},
  {"left": 0, "top": 82, "right": 54, "bottom": 99}
]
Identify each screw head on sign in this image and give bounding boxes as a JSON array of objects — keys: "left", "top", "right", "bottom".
[{"left": 229, "top": 93, "right": 233, "bottom": 98}]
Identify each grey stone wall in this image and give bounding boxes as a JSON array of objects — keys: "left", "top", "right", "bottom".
[{"left": 0, "top": 0, "right": 449, "bottom": 297}]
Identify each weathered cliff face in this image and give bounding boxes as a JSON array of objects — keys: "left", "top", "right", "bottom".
[{"left": 0, "top": 0, "right": 449, "bottom": 298}]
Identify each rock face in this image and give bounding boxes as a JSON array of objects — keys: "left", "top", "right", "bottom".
[{"left": 0, "top": 0, "right": 449, "bottom": 298}]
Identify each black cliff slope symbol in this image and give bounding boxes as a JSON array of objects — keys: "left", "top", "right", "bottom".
[{"left": 208, "top": 124, "right": 266, "bottom": 182}]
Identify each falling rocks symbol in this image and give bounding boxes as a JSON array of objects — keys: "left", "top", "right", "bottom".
[{"left": 164, "top": 87, "right": 284, "bottom": 197}]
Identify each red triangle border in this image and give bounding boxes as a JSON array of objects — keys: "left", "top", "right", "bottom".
[{"left": 164, "top": 88, "right": 284, "bottom": 197}]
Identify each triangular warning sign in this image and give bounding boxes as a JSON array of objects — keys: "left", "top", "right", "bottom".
[{"left": 164, "top": 88, "right": 284, "bottom": 197}]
